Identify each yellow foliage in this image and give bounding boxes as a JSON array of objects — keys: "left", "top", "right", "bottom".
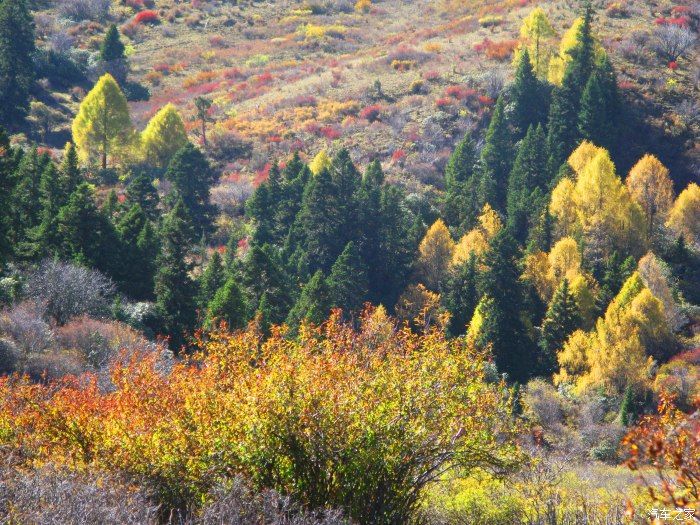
[
  {"left": 467, "top": 296, "right": 490, "bottom": 343},
  {"left": 452, "top": 204, "right": 502, "bottom": 267},
  {"left": 666, "top": 182, "right": 700, "bottom": 245},
  {"left": 418, "top": 219, "right": 455, "bottom": 291},
  {"left": 555, "top": 329, "right": 592, "bottom": 387},
  {"left": 547, "top": 17, "right": 583, "bottom": 85},
  {"left": 140, "top": 103, "right": 189, "bottom": 168},
  {"left": 567, "top": 140, "right": 605, "bottom": 175},
  {"left": 522, "top": 251, "right": 554, "bottom": 301},
  {"left": 395, "top": 283, "right": 443, "bottom": 329},
  {"left": 569, "top": 273, "right": 597, "bottom": 328},
  {"left": 549, "top": 177, "right": 577, "bottom": 237},
  {"left": 626, "top": 155, "right": 674, "bottom": 235},
  {"left": 518, "top": 7, "right": 556, "bottom": 78},
  {"left": 309, "top": 149, "right": 331, "bottom": 175},
  {"left": 548, "top": 237, "right": 581, "bottom": 282},
  {"left": 355, "top": 0, "right": 372, "bottom": 13}
]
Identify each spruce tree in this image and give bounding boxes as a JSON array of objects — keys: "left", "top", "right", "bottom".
[
  {"left": 286, "top": 270, "right": 332, "bottom": 328},
  {"left": 164, "top": 143, "right": 217, "bottom": 237},
  {"left": 11, "top": 149, "right": 46, "bottom": 247},
  {"left": 59, "top": 143, "right": 81, "bottom": 204},
  {"left": 242, "top": 244, "right": 293, "bottom": 325},
  {"left": 479, "top": 96, "right": 514, "bottom": 213},
  {"left": 100, "top": 24, "right": 126, "bottom": 63},
  {"left": 538, "top": 278, "right": 581, "bottom": 376},
  {"left": 444, "top": 133, "right": 479, "bottom": 231},
  {"left": 154, "top": 199, "right": 197, "bottom": 352},
  {"left": 357, "top": 160, "right": 384, "bottom": 299},
  {"left": 578, "top": 54, "right": 620, "bottom": 153},
  {"left": 506, "top": 124, "right": 549, "bottom": 244},
  {"left": 206, "top": 276, "right": 247, "bottom": 330},
  {"left": 510, "top": 49, "right": 547, "bottom": 138},
  {"left": 115, "top": 203, "right": 148, "bottom": 295},
  {"left": 618, "top": 384, "right": 634, "bottom": 426},
  {"left": 445, "top": 254, "right": 479, "bottom": 337},
  {"left": 0, "top": 128, "right": 14, "bottom": 264},
  {"left": 126, "top": 172, "right": 159, "bottom": 221},
  {"left": 0, "top": 0, "right": 35, "bottom": 128},
  {"left": 327, "top": 241, "right": 369, "bottom": 315},
  {"left": 478, "top": 230, "right": 533, "bottom": 381},
  {"left": 30, "top": 163, "right": 62, "bottom": 258},
  {"left": 134, "top": 220, "right": 159, "bottom": 300},
  {"left": 527, "top": 208, "right": 553, "bottom": 253},
  {"left": 199, "top": 250, "right": 225, "bottom": 308}
]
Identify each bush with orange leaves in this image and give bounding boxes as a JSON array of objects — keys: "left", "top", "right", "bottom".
[
  {"left": 624, "top": 394, "right": 700, "bottom": 512},
  {"left": 0, "top": 308, "right": 520, "bottom": 523}
]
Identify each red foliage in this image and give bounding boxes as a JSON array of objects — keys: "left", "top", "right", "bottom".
[
  {"left": 435, "top": 97, "right": 452, "bottom": 108},
  {"left": 668, "top": 60, "right": 679, "bottom": 70},
  {"left": 391, "top": 149, "right": 407, "bottom": 163},
  {"left": 671, "top": 347, "right": 700, "bottom": 365},
  {"left": 254, "top": 72, "right": 274, "bottom": 85},
  {"left": 359, "top": 104, "right": 383, "bottom": 122},
  {"left": 474, "top": 38, "right": 518, "bottom": 61},
  {"left": 423, "top": 70, "right": 440, "bottom": 81},
  {"left": 445, "top": 85, "right": 477, "bottom": 101},
  {"left": 478, "top": 95, "right": 495, "bottom": 106},
  {"left": 134, "top": 10, "right": 159, "bottom": 24},
  {"left": 253, "top": 163, "right": 272, "bottom": 186},
  {"left": 209, "top": 35, "right": 227, "bottom": 48},
  {"left": 319, "top": 126, "right": 341, "bottom": 140},
  {"left": 153, "top": 63, "right": 171, "bottom": 74},
  {"left": 668, "top": 16, "right": 690, "bottom": 27},
  {"left": 267, "top": 135, "right": 282, "bottom": 143},
  {"left": 223, "top": 67, "right": 245, "bottom": 80}
]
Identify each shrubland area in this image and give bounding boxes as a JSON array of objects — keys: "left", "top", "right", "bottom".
[{"left": 0, "top": 0, "right": 699, "bottom": 523}]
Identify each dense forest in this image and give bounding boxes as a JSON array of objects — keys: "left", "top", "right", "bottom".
[{"left": 0, "top": 0, "right": 698, "bottom": 523}]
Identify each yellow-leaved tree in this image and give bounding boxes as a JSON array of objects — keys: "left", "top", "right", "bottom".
[
  {"left": 452, "top": 204, "right": 502, "bottom": 266},
  {"left": 626, "top": 154, "right": 674, "bottom": 239},
  {"left": 517, "top": 7, "right": 556, "bottom": 78},
  {"left": 417, "top": 219, "right": 455, "bottom": 291},
  {"left": 547, "top": 18, "right": 605, "bottom": 85},
  {"left": 666, "top": 182, "right": 700, "bottom": 246},
  {"left": 141, "top": 103, "right": 189, "bottom": 168},
  {"left": 550, "top": 142, "right": 646, "bottom": 259},
  {"left": 309, "top": 149, "right": 331, "bottom": 175},
  {"left": 72, "top": 73, "right": 134, "bottom": 169}
]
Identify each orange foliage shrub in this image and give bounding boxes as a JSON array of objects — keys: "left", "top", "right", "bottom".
[{"left": 0, "top": 309, "right": 519, "bottom": 521}]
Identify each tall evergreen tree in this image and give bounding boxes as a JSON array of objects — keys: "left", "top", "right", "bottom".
[
  {"left": 327, "top": 241, "right": 369, "bottom": 315},
  {"left": 445, "top": 254, "right": 479, "bottom": 337},
  {"left": 100, "top": 24, "right": 126, "bottom": 62},
  {"left": 479, "top": 96, "right": 514, "bottom": 213},
  {"left": 126, "top": 171, "right": 159, "bottom": 221},
  {"left": 527, "top": 208, "right": 554, "bottom": 253},
  {"left": 0, "top": 128, "right": 14, "bottom": 264},
  {"left": 30, "top": 163, "right": 62, "bottom": 258},
  {"left": 444, "top": 133, "right": 479, "bottom": 231},
  {"left": 11, "top": 149, "right": 46, "bottom": 247},
  {"left": 164, "top": 143, "right": 217, "bottom": 237},
  {"left": 0, "top": 0, "right": 35, "bottom": 128},
  {"left": 357, "top": 160, "right": 384, "bottom": 298},
  {"left": 506, "top": 124, "right": 549, "bottom": 244},
  {"left": 478, "top": 230, "right": 533, "bottom": 381},
  {"left": 199, "top": 250, "right": 225, "bottom": 309},
  {"left": 538, "top": 278, "right": 581, "bottom": 375},
  {"left": 115, "top": 203, "right": 149, "bottom": 296},
  {"left": 59, "top": 143, "right": 81, "bottom": 204},
  {"left": 154, "top": 199, "right": 197, "bottom": 352},
  {"left": 578, "top": 54, "right": 620, "bottom": 152},
  {"left": 509, "top": 49, "right": 548, "bottom": 138},
  {"left": 134, "top": 220, "right": 159, "bottom": 300},
  {"left": 286, "top": 270, "right": 332, "bottom": 328},
  {"left": 242, "top": 244, "right": 293, "bottom": 325},
  {"left": 206, "top": 276, "right": 247, "bottom": 330}
]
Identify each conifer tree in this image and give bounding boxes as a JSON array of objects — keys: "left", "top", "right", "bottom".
[
  {"left": 30, "top": 163, "right": 63, "bottom": 258},
  {"left": 206, "top": 276, "right": 247, "bottom": 330},
  {"left": 478, "top": 230, "right": 533, "bottom": 381},
  {"left": 199, "top": 250, "right": 225, "bottom": 308},
  {"left": 578, "top": 54, "right": 620, "bottom": 153},
  {"left": 141, "top": 104, "right": 189, "bottom": 168},
  {"left": 527, "top": 208, "right": 553, "bottom": 253},
  {"left": 99, "top": 24, "right": 127, "bottom": 84},
  {"left": 134, "top": 220, "right": 159, "bottom": 300},
  {"left": 164, "top": 142, "right": 217, "bottom": 236},
  {"left": 59, "top": 143, "right": 81, "bottom": 203},
  {"left": 11, "top": 149, "right": 45, "bottom": 246},
  {"left": 518, "top": 7, "right": 556, "bottom": 78},
  {"left": 357, "top": 160, "right": 383, "bottom": 297},
  {"left": 445, "top": 254, "right": 479, "bottom": 337},
  {"left": 115, "top": 202, "right": 148, "bottom": 295},
  {"left": 286, "top": 270, "right": 332, "bottom": 328},
  {"left": 275, "top": 153, "right": 309, "bottom": 234},
  {"left": 242, "top": 244, "right": 293, "bottom": 325},
  {"left": 154, "top": 199, "right": 197, "bottom": 351},
  {"left": 327, "top": 241, "right": 369, "bottom": 315},
  {"left": 0, "top": 128, "right": 14, "bottom": 263},
  {"left": 444, "top": 133, "right": 479, "bottom": 230},
  {"left": 479, "top": 96, "right": 514, "bottom": 213},
  {"left": 126, "top": 172, "right": 159, "bottom": 221},
  {"left": 507, "top": 124, "right": 549, "bottom": 243},
  {"left": 538, "top": 278, "right": 581, "bottom": 375},
  {"left": 510, "top": 49, "right": 547, "bottom": 138},
  {"left": 618, "top": 383, "right": 634, "bottom": 426},
  {"left": 0, "top": 0, "right": 35, "bottom": 128},
  {"left": 72, "top": 74, "right": 133, "bottom": 169}
]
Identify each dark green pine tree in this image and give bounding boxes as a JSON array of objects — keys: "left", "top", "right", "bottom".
[
  {"left": 127, "top": 172, "right": 159, "bottom": 221},
  {"left": 618, "top": 384, "right": 634, "bottom": 426},
  {"left": 103, "top": 188, "right": 119, "bottom": 220},
  {"left": 100, "top": 24, "right": 125, "bottom": 62},
  {"left": 199, "top": 250, "right": 225, "bottom": 308},
  {"left": 578, "top": 54, "right": 620, "bottom": 153},
  {"left": 538, "top": 278, "right": 581, "bottom": 376},
  {"left": 246, "top": 166, "right": 282, "bottom": 247},
  {"left": 115, "top": 203, "right": 148, "bottom": 296},
  {"left": 59, "top": 143, "right": 81, "bottom": 205},
  {"left": 327, "top": 241, "right": 369, "bottom": 316},
  {"left": 479, "top": 96, "right": 514, "bottom": 213},
  {"left": 0, "top": 128, "right": 14, "bottom": 264},
  {"left": 275, "top": 153, "right": 309, "bottom": 235},
  {"left": 30, "top": 163, "right": 63, "bottom": 258},
  {"left": 357, "top": 160, "right": 384, "bottom": 299},
  {"left": 445, "top": 253, "right": 479, "bottom": 337},
  {"left": 56, "top": 182, "right": 119, "bottom": 277},
  {"left": 165, "top": 143, "right": 217, "bottom": 237},
  {"left": 443, "top": 133, "right": 479, "bottom": 231},
  {"left": 242, "top": 244, "right": 293, "bottom": 325},
  {"left": 477, "top": 230, "right": 533, "bottom": 382},
  {"left": 526, "top": 208, "right": 554, "bottom": 253},
  {"left": 509, "top": 48, "right": 548, "bottom": 138},
  {"left": 154, "top": 199, "right": 197, "bottom": 352},
  {"left": 546, "top": 1, "right": 596, "bottom": 175},
  {"left": 206, "top": 276, "right": 247, "bottom": 330},
  {"left": 11, "top": 149, "right": 48, "bottom": 249},
  {"left": 506, "top": 124, "right": 549, "bottom": 244},
  {"left": 134, "top": 220, "right": 159, "bottom": 300},
  {"left": 0, "top": 0, "right": 35, "bottom": 128},
  {"left": 286, "top": 270, "right": 332, "bottom": 329}
]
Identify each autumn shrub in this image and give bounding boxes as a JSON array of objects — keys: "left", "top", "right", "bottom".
[
  {"left": 57, "top": 0, "right": 111, "bottom": 21},
  {"left": 359, "top": 104, "right": 383, "bottom": 122},
  {"left": 0, "top": 309, "right": 519, "bottom": 523},
  {"left": 134, "top": 10, "right": 160, "bottom": 25}
]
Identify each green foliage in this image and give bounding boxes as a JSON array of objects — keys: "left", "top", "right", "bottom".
[
  {"left": 100, "top": 24, "right": 125, "bottom": 63},
  {"left": 444, "top": 133, "right": 479, "bottom": 231},
  {"left": 539, "top": 278, "right": 581, "bottom": 376},
  {"left": 510, "top": 49, "right": 548, "bottom": 138},
  {"left": 479, "top": 96, "right": 514, "bottom": 213},
  {"left": 242, "top": 244, "right": 293, "bottom": 325},
  {"left": 199, "top": 250, "right": 225, "bottom": 309},
  {"left": 327, "top": 241, "right": 368, "bottom": 315},
  {"left": 206, "top": 276, "right": 247, "bottom": 329},
  {"left": 445, "top": 254, "right": 479, "bottom": 337},
  {"left": 286, "top": 270, "right": 332, "bottom": 328},
  {"left": 0, "top": 0, "right": 35, "bottom": 128},
  {"left": 141, "top": 104, "right": 189, "bottom": 168},
  {"left": 126, "top": 171, "right": 159, "bottom": 221},
  {"left": 578, "top": 54, "right": 620, "bottom": 153}
]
